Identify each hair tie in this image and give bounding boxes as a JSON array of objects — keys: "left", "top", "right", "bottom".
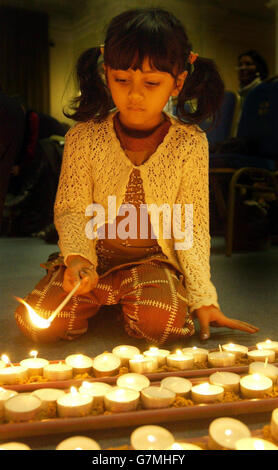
[{"left": 188, "top": 51, "right": 198, "bottom": 65}]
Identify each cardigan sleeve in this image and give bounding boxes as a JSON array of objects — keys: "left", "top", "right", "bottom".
[
  {"left": 173, "top": 129, "right": 219, "bottom": 312},
  {"left": 54, "top": 124, "right": 98, "bottom": 267}
]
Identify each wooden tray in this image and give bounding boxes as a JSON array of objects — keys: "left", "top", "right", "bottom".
[
  {"left": 1, "top": 381, "right": 278, "bottom": 440},
  {"left": 3, "top": 360, "right": 278, "bottom": 393}
]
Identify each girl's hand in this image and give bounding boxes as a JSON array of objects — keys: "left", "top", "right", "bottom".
[
  {"left": 194, "top": 305, "right": 259, "bottom": 341},
  {"left": 63, "top": 256, "right": 99, "bottom": 295}
]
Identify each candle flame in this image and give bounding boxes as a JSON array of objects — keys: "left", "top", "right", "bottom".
[
  {"left": 254, "top": 439, "right": 265, "bottom": 450},
  {"left": 170, "top": 443, "right": 182, "bottom": 450},
  {"left": 149, "top": 347, "right": 158, "bottom": 353},
  {"left": 30, "top": 350, "right": 38, "bottom": 359},
  {"left": 265, "top": 339, "right": 272, "bottom": 344},
  {"left": 1, "top": 354, "right": 10, "bottom": 365},
  {"left": 176, "top": 349, "right": 183, "bottom": 356},
  {"left": 15, "top": 297, "right": 51, "bottom": 329},
  {"left": 81, "top": 381, "right": 92, "bottom": 389},
  {"left": 70, "top": 386, "right": 78, "bottom": 395}
]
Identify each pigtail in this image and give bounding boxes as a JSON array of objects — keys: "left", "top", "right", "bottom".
[
  {"left": 176, "top": 56, "right": 225, "bottom": 127},
  {"left": 63, "top": 47, "right": 112, "bottom": 122}
]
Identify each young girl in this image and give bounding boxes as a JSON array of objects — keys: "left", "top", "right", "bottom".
[{"left": 15, "top": 7, "right": 258, "bottom": 343}]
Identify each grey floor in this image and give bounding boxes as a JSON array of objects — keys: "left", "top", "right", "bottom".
[{"left": 0, "top": 235, "right": 278, "bottom": 449}]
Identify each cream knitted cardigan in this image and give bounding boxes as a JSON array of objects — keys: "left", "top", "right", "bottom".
[{"left": 54, "top": 110, "right": 219, "bottom": 312}]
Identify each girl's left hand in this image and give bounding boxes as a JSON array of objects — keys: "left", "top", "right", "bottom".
[{"left": 194, "top": 305, "right": 259, "bottom": 341}]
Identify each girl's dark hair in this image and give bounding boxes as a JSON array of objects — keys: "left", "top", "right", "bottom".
[
  {"left": 238, "top": 50, "right": 269, "bottom": 81},
  {"left": 64, "top": 8, "right": 225, "bottom": 125}
]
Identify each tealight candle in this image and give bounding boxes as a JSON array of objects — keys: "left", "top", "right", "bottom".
[
  {"left": 235, "top": 437, "right": 278, "bottom": 450},
  {"left": 31, "top": 388, "right": 66, "bottom": 416},
  {"left": 208, "top": 351, "right": 236, "bottom": 368},
  {"left": 143, "top": 347, "right": 170, "bottom": 366},
  {"left": 129, "top": 355, "right": 157, "bottom": 374},
  {"left": 4, "top": 393, "right": 42, "bottom": 422},
  {"left": 0, "top": 442, "right": 31, "bottom": 450},
  {"left": 0, "top": 357, "right": 28, "bottom": 385},
  {"left": 256, "top": 340, "right": 278, "bottom": 355},
  {"left": 116, "top": 373, "right": 150, "bottom": 392},
  {"left": 247, "top": 349, "right": 275, "bottom": 363},
  {"left": 20, "top": 350, "right": 49, "bottom": 377},
  {"left": 43, "top": 362, "right": 73, "bottom": 381},
  {"left": 209, "top": 371, "right": 240, "bottom": 393},
  {"left": 191, "top": 382, "right": 224, "bottom": 403},
  {"left": 92, "top": 353, "right": 121, "bottom": 377},
  {"left": 131, "top": 425, "right": 175, "bottom": 450},
  {"left": 65, "top": 354, "right": 93, "bottom": 374},
  {"left": 166, "top": 350, "right": 194, "bottom": 370},
  {"left": 0, "top": 387, "right": 18, "bottom": 419},
  {"left": 182, "top": 347, "right": 208, "bottom": 363},
  {"left": 104, "top": 387, "right": 140, "bottom": 413},
  {"left": 165, "top": 442, "right": 203, "bottom": 450},
  {"left": 57, "top": 387, "right": 93, "bottom": 418},
  {"left": 141, "top": 386, "right": 175, "bottom": 409},
  {"left": 112, "top": 345, "right": 141, "bottom": 366},
  {"left": 270, "top": 408, "right": 278, "bottom": 442},
  {"left": 240, "top": 373, "right": 273, "bottom": 399},
  {"left": 208, "top": 417, "right": 251, "bottom": 450},
  {"left": 249, "top": 362, "right": 278, "bottom": 384},
  {"left": 78, "top": 381, "right": 113, "bottom": 406},
  {"left": 160, "top": 376, "right": 192, "bottom": 397},
  {"left": 222, "top": 343, "right": 249, "bottom": 359},
  {"left": 56, "top": 436, "right": 101, "bottom": 450}
]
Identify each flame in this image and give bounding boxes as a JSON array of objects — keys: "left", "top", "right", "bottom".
[
  {"left": 1, "top": 355, "right": 11, "bottom": 365},
  {"left": 176, "top": 349, "right": 183, "bottom": 356},
  {"left": 15, "top": 297, "right": 51, "bottom": 329},
  {"left": 70, "top": 386, "right": 78, "bottom": 395},
  {"left": 30, "top": 350, "right": 38, "bottom": 359}
]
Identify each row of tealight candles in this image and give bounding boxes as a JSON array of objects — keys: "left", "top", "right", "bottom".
[
  {"left": 1, "top": 356, "right": 278, "bottom": 424},
  {"left": 0, "top": 339, "right": 278, "bottom": 386},
  {"left": 1, "top": 412, "right": 278, "bottom": 450}
]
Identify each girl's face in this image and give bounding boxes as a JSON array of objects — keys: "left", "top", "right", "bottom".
[{"left": 104, "top": 57, "right": 187, "bottom": 130}]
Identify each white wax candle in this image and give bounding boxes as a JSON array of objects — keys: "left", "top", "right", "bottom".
[
  {"left": 222, "top": 343, "right": 248, "bottom": 358},
  {"left": 248, "top": 349, "right": 275, "bottom": 363},
  {"left": 208, "top": 351, "right": 236, "bottom": 368},
  {"left": 129, "top": 355, "right": 157, "bottom": 374},
  {"left": 166, "top": 350, "right": 194, "bottom": 370},
  {"left": 0, "top": 388, "right": 18, "bottom": 419},
  {"left": 256, "top": 340, "right": 278, "bottom": 354},
  {"left": 31, "top": 388, "right": 66, "bottom": 416},
  {"left": 209, "top": 371, "right": 240, "bottom": 393},
  {"left": 116, "top": 373, "right": 150, "bottom": 392},
  {"left": 235, "top": 437, "right": 278, "bottom": 450},
  {"left": 57, "top": 387, "right": 93, "bottom": 418},
  {"left": 65, "top": 354, "right": 93, "bottom": 374},
  {"left": 131, "top": 425, "right": 175, "bottom": 450},
  {"left": 0, "top": 442, "right": 31, "bottom": 450},
  {"left": 182, "top": 347, "right": 208, "bottom": 363},
  {"left": 240, "top": 373, "right": 273, "bottom": 398},
  {"left": 104, "top": 387, "right": 140, "bottom": 413},
  {"left": 92, "top": 353, "right": 121, "bottom": 377},
  {"left": 191, "top": 382, "right": 224, "bottom": 403},
  {"left": 43, "top": 362, "right": 73, "bottom": 381},
  {"left": 0, "top": 365, "right": 29, "bottom": 385},
  {"left": 56, "top": 436, "right": 101, "bottom": 450},
  {"left": 160, "top": 376, "right": 192, "bottom": 397},
  {"left": 166, "top": 442, "right": 203, "bottom": 450},
  {"left": 78, "top": 381, "right": 113, "bottom": 406},
  {"left": 208, "top": 417, "right": 251, "bottom": 450},
  {"left": 20, "top": 357, "right": 49, "bottom": 377},
  {"left": 249, "top": 362, "right": 278, "bottom": 383},
  {"left": 143, "top": 347, "right": 170, "bottom": 366},
  {"left": 112, "top": 345, "right": 141, "bottom": 366},
  {"left": 141, "top": 386, "right": 175, "bottom": 409},
  {"left": 270, "top": 408, "right": 278, "bottom": 442},
  {"left": 4, "top": 393, "right": 42, "bottom": 422}
]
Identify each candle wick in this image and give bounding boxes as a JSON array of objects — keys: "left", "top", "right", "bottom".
[{"left": 219, "top": 344, "right": 223, "bottom": 353}]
